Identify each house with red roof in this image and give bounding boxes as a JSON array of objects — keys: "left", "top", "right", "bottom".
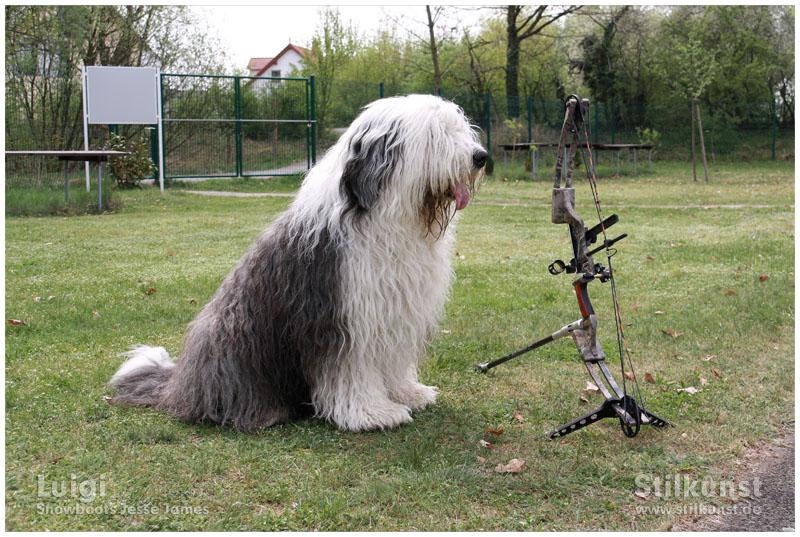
[{"left": 247, "top": 44, "right": 308, "bottom": 78}]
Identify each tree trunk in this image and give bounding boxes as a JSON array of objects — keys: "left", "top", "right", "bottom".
[
  {"left": 691, "top": 102, "right": 697, "bottom": 182},
  {"left": 505, "top": 6, "right": 521, "bottom": 117},
  {"left": 425, "top": 6, "right": 442, "bottom": 90},
  {"left": 695, "top": 101, "right": 709, "bottom": 182}
]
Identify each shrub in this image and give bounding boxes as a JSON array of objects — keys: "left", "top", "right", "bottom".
[{"left": 105, "top": 133, "right": 156, "bottom": 188}]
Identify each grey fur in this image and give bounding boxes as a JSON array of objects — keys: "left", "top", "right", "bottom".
[
  {"left": 111, "top": 212, "right": 346, "bottom": 431},
  {"left": 341, "top": 120, "right": 400, "bottom": 214}
]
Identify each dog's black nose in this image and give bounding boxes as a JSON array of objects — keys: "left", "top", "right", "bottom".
[{"left": 473, "top": 149, "right": 488, "bottom": 169}]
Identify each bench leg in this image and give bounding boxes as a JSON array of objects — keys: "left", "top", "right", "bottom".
[{"left": 634, "top": 148, "right": 638, "bottom": 174}]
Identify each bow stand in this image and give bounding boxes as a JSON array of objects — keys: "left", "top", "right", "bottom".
[{"left": 476, "top": 95, "right": 670, "bottom": 439}]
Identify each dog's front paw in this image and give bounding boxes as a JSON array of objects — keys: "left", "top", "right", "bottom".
[
  {"left": 337, "top": 401, "right": 413, "bottom": 432},
  {"left": 391, "top": 382, "right": 439, "bottom": 411}
]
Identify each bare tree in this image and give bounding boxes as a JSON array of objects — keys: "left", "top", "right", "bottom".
[
  {"left": 504, "top": 5, "right": 581, "bottom": 116},
  {"left": 426, "top": 6, "right": 443, "bottom": 89},
  {"left": 386, "top": 6, "right": 464, "bottom": 90}
]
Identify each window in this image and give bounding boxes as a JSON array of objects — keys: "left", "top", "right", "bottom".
[{"left": 271, "top": 70, "right": 281, "bottom": 77}]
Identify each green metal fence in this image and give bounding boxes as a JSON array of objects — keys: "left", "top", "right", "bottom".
[
  {"left": 313, "top": 77, "right": 793, "bottom": 164},
  {"left": 159, "top": 74, "right": 316, "bottom": 179},
  {"left": 5, "top": 69, "right": 792, "bottom": 189}
]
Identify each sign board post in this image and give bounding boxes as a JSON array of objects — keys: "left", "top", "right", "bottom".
[{"left": 83, "top": 66, "right": 165, "bottom": 192}]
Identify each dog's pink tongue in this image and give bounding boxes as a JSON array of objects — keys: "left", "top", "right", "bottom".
[{"left": 454, "top": 182, "right": 470, "bottom": 211}]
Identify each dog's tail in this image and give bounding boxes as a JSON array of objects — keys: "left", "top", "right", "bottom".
[{"left": 108, "top": 345, "right": 176, "bottom": 407}]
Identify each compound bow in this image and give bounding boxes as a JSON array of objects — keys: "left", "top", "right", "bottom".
[{"left": 476, "top": 95, "right": 670, "bottom": 439}]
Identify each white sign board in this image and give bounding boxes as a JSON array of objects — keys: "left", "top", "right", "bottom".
[{"left": 85, "top": 66, "right": 159, "bottom": 125}]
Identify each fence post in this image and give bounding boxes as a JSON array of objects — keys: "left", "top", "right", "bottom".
[
  {"left": 310, "top": 75, "right": 317, "bottom": 166},
  {"left": 486, "top": 92, "right": 491, "bottom": 157},
  {"left": 611, "top": 102, "right": 616, "bottom": 144},
  {"left": 527, "top": 95, "right": 533, "bottom": 143},
  {"left": 234, "top": 77, "right": 242, "bottom": 177},
  {"left": 379, "top": 81, "right": 384, "bottom": 99},
  {"left": 150, "top": 125, "right": 158, "bottom": 180},
  {"left": 772, "top": 97, "right": 777, "bottom": 160},
  {"left": 159, "top": 74, "right": 167, "bottom": 185}
]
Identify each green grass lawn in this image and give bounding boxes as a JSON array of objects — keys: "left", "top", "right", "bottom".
[{"left": 5, "top": 160, "right": 794, "bottom": 530}]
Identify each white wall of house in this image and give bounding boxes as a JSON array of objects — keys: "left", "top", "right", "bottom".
[{"left": 267, "top": 49, "right": 303, "bottom": 78}]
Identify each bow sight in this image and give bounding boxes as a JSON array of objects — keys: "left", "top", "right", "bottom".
[{"left": 476, "top": 95, "right": 670, "bottom": 439}]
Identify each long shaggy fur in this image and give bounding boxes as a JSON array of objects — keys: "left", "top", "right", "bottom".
[{"left": 109, "top": 94, "right": 486, "bottom": 432}]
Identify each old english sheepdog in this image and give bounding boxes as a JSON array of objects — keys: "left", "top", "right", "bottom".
[{"left": 108, "top": 94, "right": 487, "bottom": 432}]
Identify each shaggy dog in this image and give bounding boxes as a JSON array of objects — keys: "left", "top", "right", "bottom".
[{"left": 109, "top": 94, "right": 487, "bottom": 432}]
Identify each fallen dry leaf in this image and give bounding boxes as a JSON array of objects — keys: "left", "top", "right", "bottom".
[
  {"left": 624, "top": 371, "right": 636, "bottom": 381},
  {"left": 485, "top": 428, "right": 505, "bottom": 436},
  {"left": 699, "top": 376, "right": 708, "bottom": 386},
  {"left": 677, "top": 386, "right": 700, "bottom": 395},
  {"left": 8, "top": 319, "right": 27, "bottom": 326},
  {"left": 584, "top": 381, "right": 600, "bottom": 394},
  {"left": 703, "top": 354, "right": 717, "bottom": 361},
  {"left": 645, "top": 255, "right": 655, "bottom": 261},
  {"left": 143, "top": 287, "right": 157, "bottom": 295},
  {"left": 476, "top": 456, "right": 487, "bottom": 464},
  {"left": 644, "top": 372, "right": 656, "bottom": 384},
  {"left": 495, "top": 458, "right": 526, "bottom": 474},
  {"left": 633, "top": 490, "right": 650, "bottom": 500},
  {"left": 662, "top": 329, "right": 684, "bottom": 339},
  {"left": 712, "top": 369, "right": 722, "bottom": 380},
  {"left": 33, "top": 296, "right": 41, "bottom": 302},
  {"left": 726, "top": 289, "right": 737, "bottom": 296},
  {"left": 92, "top": 310, "right": 100, "bottom": 318},
  {"left": 654, "top": 310, "right": 665, "bottom": 315},
  {"left": 579, "top": 396, "right": 589, "bottom": 404},
  {"left": 440, "top": 329, "right": 452, "bottom": 335},
  {"left": 479, "top": 439, "right": 494, "bottom": 449},
  {"left": 759, "top": 274, "right": 770, "bottom": 282}
]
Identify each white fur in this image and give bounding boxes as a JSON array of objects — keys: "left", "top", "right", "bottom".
[
  {"left": 109, "top": 345, "right": 174, "bottom": 387},
  {"left": 301, "top": 95, "right": 483, "bottom": 430}
]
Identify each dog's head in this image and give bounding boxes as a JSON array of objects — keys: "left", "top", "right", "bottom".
[{"left": 339, "top": 94, "right": 486, "bottom": 236}]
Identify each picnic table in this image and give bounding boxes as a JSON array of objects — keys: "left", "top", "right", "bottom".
[
  {"left": 497, "top": 142, "right": 654, "bottom": 180},
  {"left": 5, "top": 150, "right": 129, "bottom": 211}
]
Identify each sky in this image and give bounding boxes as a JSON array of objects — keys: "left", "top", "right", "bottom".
[
  {"left": 193, "top": 4, "right": 487, "bottom": 74},
  {"left": 194, "top": 5, "right": 415, "bottom": 73}
]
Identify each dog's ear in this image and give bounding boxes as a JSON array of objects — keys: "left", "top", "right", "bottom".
[{"left": 341, "top": 122, "right": 400, "bottom": 213}]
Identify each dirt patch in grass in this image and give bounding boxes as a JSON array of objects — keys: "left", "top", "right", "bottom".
[{"left": 672, "top": 431, "right": 794, "bottom": 531}]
